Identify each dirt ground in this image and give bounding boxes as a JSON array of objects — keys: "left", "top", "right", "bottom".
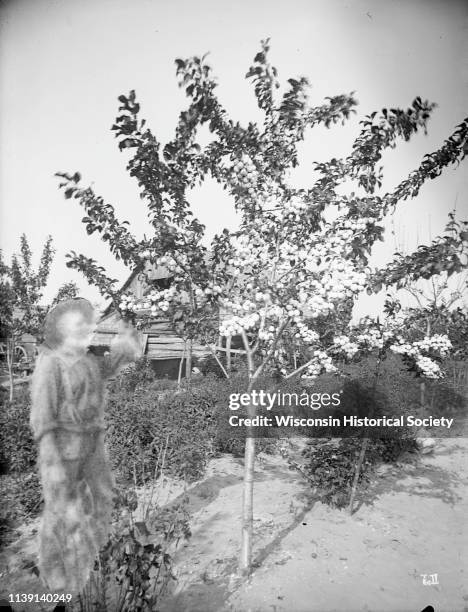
[
  {"left": 1, "top": 439, "right": 467, "bottom": 612},
  {"left": 159, "top": 439, "right": 468, "bottom": 612}
]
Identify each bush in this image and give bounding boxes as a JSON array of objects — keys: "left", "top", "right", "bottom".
[
  {"left": 75, "top": 486, "right": 192, "bottom": 612},
  {"left": 106, "top": 369, "right": 279, "bottom": 482},
  {"left": 207, "top": 372, "right": 279, "bottom": 457},
  {"left": 0, "top": 387, "right": 36, "bottom": 475},
  {"left": 300, "top": 439, "right": 374, "bottom": 508},
  {"left": 426, "top": 375, "right": 467, "bottom": 414},
  {"left": 106, "top": 373, "right": 227, "bottom": 484},
  {"left": 112, "top": 357, "right": 160, "bottom": 392},
  {"left": 298, "top": 434, "right": 418, "bottom": 510},
  {"left": 0, "top": 388, "right": 41, "bottom": 538},
  {"left": 288, "top": 357, "right": 422, "bottom": 509},
  {"left": 0, "top": 470, "right": 41, "bottom": 543}
]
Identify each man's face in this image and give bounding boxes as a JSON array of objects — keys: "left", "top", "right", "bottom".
[{"left": 58, "top": 311, "right": 97, "bottom": 352}]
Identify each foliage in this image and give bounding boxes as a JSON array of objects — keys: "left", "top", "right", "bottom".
[
  {"left": 340, "top": 354, "right": 421, "bottom": 412},
  {"left": 425, "top": 370, "right": 467, "bottom": 413},
  {"left": 91, "top": 533, "right": 173, "bottom": 612},
  {"left": 383, "top": 273, "right": 468, "bottom": 360},
  {"left": 0, "top": 388, "right": 41, "bottom": 540},
  {"left": 0, "top": 387, "right": 36, "bottom": 474},
  {"left": 106, "top": 365, "right": 281, "bottom": 481},
  {"left": 299, "top": 439, "right": 375, "bottom": 508},
  {"left": 197, "top": 352, "right": 247, "bottom": 378},
  {"left": 112, "top": 357, "right": 161, "bottom": 392},
  {"left": 0, "top": 365, "right": 276, "bottom": 539},
  {"left": 0, "top": 235, "right": 79, "bottom": 400},
  {"left": 107, "top": 368, "right": 264, "bottom": 482},
  {"left": 298, "top": 433, "right": 418, "bottom": 509},
  {"left": 0, "top": 234, "right": 54, "bottom": 342},
  {"left": 51, "top": 281, "right": 80, "bottom": 306},
  {"left": 75, "top": 481, "right": 191, "bottom": 611},
  {"left": 287, "top": 358, "right": 430, "bottom": 508},
  {"left": 56, "top": 81, "right": 219, "bottom": 358},
  {"left": 106, "top": 383, "right": 213, "bottom": 484},
  {"left": 372, "top": 213, "right": 468, "bottom": 292},
  {"left": 444, "top": 309, "right": 468, "bottom": 359},
  {"left": 0, "top": 471, "right": 41, "bottom": 544},
  {"left": 196, "top": 353, "right": 228, "bottom": 378},
  {"left": 55, "top": 42, "right": 467, "bottom": 386},
  {"left": 55, "top": 40, "right": 467, "bottom": 572}
]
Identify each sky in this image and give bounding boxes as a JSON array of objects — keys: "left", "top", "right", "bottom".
[{"left": 0, "top": 0, "right": 467, "bottom": 316}]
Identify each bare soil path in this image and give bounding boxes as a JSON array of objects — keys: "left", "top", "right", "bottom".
[{"left": 160, "top": 439, "right": 468, "bottom": 612}]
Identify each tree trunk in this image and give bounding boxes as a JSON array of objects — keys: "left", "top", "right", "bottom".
[
  {"left": 240, "top": 433, "right": 255, "bottom": 574},
  {"left": 420, "top": 380, "right": 426, "bottom": 418},
  {"left": 185, "top": 338, "right": 193, "bottom": 383},
  {"left": 237, "top": 321, "right": 287, "bottom": 575},
  {"left": 177, "top": 342, "right": 186, "bottom": 390},
  {"left": 226, "top": 335, "right": 232, "bottom": 375},
  {"left": 348, "top": 354, "right": 382, "bottom": 514},
  {"left": 420, "top": 319, "right": 431, "bottom": 418},
  {"left": 239, "top": 329, "right": 256, "bottom": 576},
  {"left": 7, "top": 339, "right": 15, "bottom": 402},
  {"left": 348, "top": 437, "right": 368, "bottom": 514}
]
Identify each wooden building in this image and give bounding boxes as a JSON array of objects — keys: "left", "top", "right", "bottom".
[{"left": 91, "top": 264, "right": 212, "bottom": 377}]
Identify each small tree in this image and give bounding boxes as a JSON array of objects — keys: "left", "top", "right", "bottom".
[
  {"left": 384, "top": 260, "right": 468, "bottom": 409},
  {"left": 0, "top": 239, "right": 81, "bottom": 400},
  {"left": 57, "top": 40, "right": 467, "bottom": 575},
  {"left": 0, "top": 235, "right": 54, "bottom": 399}
]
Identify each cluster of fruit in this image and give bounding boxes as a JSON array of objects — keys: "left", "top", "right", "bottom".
[
  {"left": 333, "top": 335, "right": 360, "bottom": 358},
  {"left": 219, "top": 312, "right": 260, "bottom": 336},
  {"left": 293, "top": 320, "right": 319, "bottom": 344},
  {"left": 413, "top": 334, "right": 452, "bottom": 357},
  {"left": 356, "top": 329, "right": 393, "bottom": 350},
  {"left": 283, "top": 198, "right": 309, "bottom": 220},
  {"left": 231, "top": 156, "right": 258, "bottom": 198},
  {"left": 303, "top": 351, "right": 337, "bottom": 379},
  {"left": 118, "top": 288, "right": 175, "bottom": 315},
  {"left": 390, "top": 333, "right": 452, "bottom": 360},
  {"left": 415, "top": 355, "right": 442, "bottom": 379}
]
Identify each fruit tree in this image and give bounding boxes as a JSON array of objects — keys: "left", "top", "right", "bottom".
[{"left": 57, "top": 40, "right": 468, "bottom": 574}]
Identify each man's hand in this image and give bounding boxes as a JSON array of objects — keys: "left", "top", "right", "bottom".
[
  {"left": 117, "top": 319, "right": 139, "bottom": 342},
  {"left": 113, "top": 320, "right": 141, "bottom": 359}
]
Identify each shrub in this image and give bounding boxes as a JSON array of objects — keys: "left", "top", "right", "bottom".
[
  {"left": 75, "top": 486, "right": 191, "bottom": 612},
  {"left": 374, "top": 435, "right": 418, "bottom": 462},
  {"left": 0, "top": 389, "right": 41, "bottom": 538},
  {"left": 288, "top": 357, "right": 422, "bottom": 509},
  {"left": 106, "top": 374, "right": 224, "bottom": 484},
  {"left": 0, "top": 387, "right": 36, "bottom": 475},
  {"left": 299, "top": 439, "right": 375, "bottom": 508},
  {"left": 426, "top": 375, "right": 467, "bottom": 414},
  {"left": 106, "top": 369, "right": 279, "bottom": 482},
  {"left": 341, "top": 354, "right": 421, "bottom": 413},
  {"left": 0, "top": 470, "right": 41, "bottom": 543},
  {"left": 297, "top": 434, "right": 418, "bottom": 510},
  {"left": 208, "top": 372, "right": 278, "bottom": 457},
  {"left": 112, "top": 357, "right": 160, "bottom": 392}
]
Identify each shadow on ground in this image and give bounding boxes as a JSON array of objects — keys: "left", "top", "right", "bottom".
[{"left": 354, "top": 452, "right": 465, "bottom": 514}]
